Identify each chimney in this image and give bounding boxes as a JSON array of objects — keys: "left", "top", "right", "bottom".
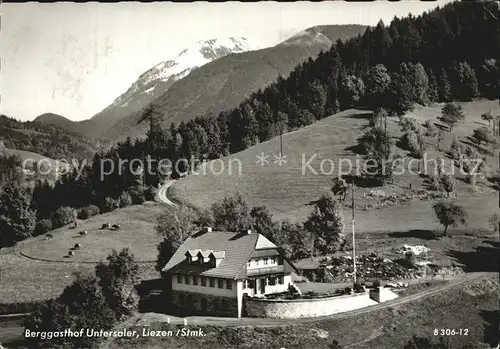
[{"left": 202, "top": 227, "right": 212, "bottom": 232}]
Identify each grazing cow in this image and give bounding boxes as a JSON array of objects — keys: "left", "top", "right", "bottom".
[
  {"left": 68, "top": 251, "right": 74, "bottom": 256},
  {"left": 45, "top": 233, "right": 53, "bottom": 239},
  {"left": 78, "top": 230, "right": 87, "bottom": 236},
  {"left": 102, "top": 223, "right": 110, "bottom": 229},
  {"left": 112, "top": 224, "right": 120, "bottom": 230},
  {"left": 74, "top": 243, "right": 81, "bottom": 250}
]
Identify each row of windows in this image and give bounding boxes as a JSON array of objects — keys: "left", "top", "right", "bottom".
[
  {"left": 177, "top": 275, "right": 232, "bottom": 290},
  {"left": 178, "top": 294, "right": 230, "bottom": 309},
  {"left": 243, "top": 276, "right": 284, "bottom": 289},
  {"left": 247, "top": 257, "right": 277, "bottom": 268}
]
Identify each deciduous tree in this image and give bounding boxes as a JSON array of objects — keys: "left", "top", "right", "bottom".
[
  {"left": 95, "top": 248, "right": 140, "bottom": 321},
  {"left": 0, "top": 182, "right": 36, "bottom": 247},
  {"left": 433, "top": 201, "right": 467, "bottom": 236},
  {"left": 331, "top": 177, "right": 349, "bottom": 202},
  {"left": 211, "top": 193, "right": 252, "bottom": 231}
]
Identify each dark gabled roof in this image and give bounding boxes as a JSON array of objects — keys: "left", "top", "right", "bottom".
[
  {"left": 162, "top": 230, "right": 298, "bottom": 280},
  {"left": 162, "top": 231, "right": 261, "bottom": 279}
]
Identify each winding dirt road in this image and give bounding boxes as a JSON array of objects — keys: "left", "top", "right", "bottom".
[{"left": 156, "top": 180, "right": 178, "bottom": 207}]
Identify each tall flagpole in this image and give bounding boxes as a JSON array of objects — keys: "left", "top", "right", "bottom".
[
  {"left": 280, "top": 128, "right": 283, "bottom": 158},
  {"left": 277, "top": 68, "right": 284, "bottom": 158},
  {"left": 351, "top": 182, "right": 356, "bottom": 283}
]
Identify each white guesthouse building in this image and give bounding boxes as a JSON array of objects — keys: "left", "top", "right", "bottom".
[{"left": 162, "top": 227, "right": 298, "bottom": 318}]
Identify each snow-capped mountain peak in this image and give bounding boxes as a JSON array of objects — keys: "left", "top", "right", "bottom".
[
  {"left": 141, "top": 37, "right": 252, "bottom": 86},
  {"left": 104, "top": 37, "right": 253, "bottom": 111}
]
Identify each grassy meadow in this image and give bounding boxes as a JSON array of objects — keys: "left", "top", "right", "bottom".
[{"left": 170, "top": 100, "right": 500, "bottom": 231}]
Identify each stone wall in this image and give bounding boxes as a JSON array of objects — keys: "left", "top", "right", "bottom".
[
  {"left": 171, "top": 290, "right": 238, "bottom": 317},
  {"left": 369, "top": 287, "right": 399, "bottom": 302},
  {"left": 244, "top": 292, "right": 378, "bottom": 319}
]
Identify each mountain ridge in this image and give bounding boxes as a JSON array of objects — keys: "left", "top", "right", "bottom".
[
  {"left": 35, "top": 25, "right": 367, "bottom": 142},
  {"left": 82, "top": 37, "right": 254, "bottom": 137},
  {"left": 104, "top": 24, "right": 368, "bottom": 142}
]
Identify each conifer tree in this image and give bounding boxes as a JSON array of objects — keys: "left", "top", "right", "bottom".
[
  {"left": 438, "top": 69, "right": 452, "bottom": 102},
  {"left": 427, "top": 68, "right": 439, "bottom": 102},
  {"left": 0, "top": 182, "right": 36, "bottom": 247}
]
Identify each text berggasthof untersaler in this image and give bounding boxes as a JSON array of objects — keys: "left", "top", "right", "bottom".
[{"left": 25, "top": 327, "right": 206, "bottom": 340}]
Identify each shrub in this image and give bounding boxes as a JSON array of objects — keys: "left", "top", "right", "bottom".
[
  {"left": 425, "top": 121, "right": 438, "bottom": 137},
  {"left": 439, "top": 174, "right": 455, "bottom": 197},
  {"left": 118, "top": 192, "right": 133, "bottom": 208},
  {"left": 400, "top": 130, "right": 420, "bottom": 155},
  {"left": 472, "top": 127, "right": 494, "bottom": 146},
  {"left": 329, "top": 339, "right": 343, "bottom": 349},
  {"left": 304, "top": 291, "right": 320, "bottom": 298},
  {"left": 144, "top": 185, "right": 157, "bottom": 201},
  {"left": 405, "top": 251, "right": 416, "bottom": 266},
  {"left": 400, "top": 117, "right": 420, "bottom": 132},
  {"left": 465, "top": 145, "right": 475, "bottom": 158},
  {"left": 34, "top": 219, "right": 53, "bottom": 236},
  {"left": 353, "top": 282, "right": 364, "bottom": 293},
  {"left": 372, "top": 279, "right": 381, "bottom": 288},
  {"left": 128, "top": 186, "right": 145, "bottom": 205},
  {"left": 449, "top": 137, "right": 464, "bottom": 160},
  {"left": 430, "top": 175, "right": 441, "bottom": 191},
  {"left": 101, "top": 197, "right": 119, "bottom": 213},
  {"left": 395, "top": 257, "right": 415, "bottom": 269},
  {"left": 441, "top": 102, "right": 464, "bottom": 130},
  {"left": 77, "top": 205, "right": 100, "bottom": 220},
  {"left": 50, "top": 206, "right": 76, "bottom": 229},
  {"left": 0, "top": 301, "right": 43, "bottom": 315}
]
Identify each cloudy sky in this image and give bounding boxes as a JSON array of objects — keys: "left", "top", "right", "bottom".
[{"left": 2, "top": 1, "right": 453, "bottom": 122}]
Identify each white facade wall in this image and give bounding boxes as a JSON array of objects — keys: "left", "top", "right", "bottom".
[
  {"left": 240, "top": 274, "right": 291, "bottom": 296},
  {"left": 246, "top": 256, "right": 279, "bottom": 269}
]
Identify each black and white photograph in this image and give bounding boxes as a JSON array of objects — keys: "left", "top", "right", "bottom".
[{"left": 0, "top": 1, "right": 499, "bottom": 348}]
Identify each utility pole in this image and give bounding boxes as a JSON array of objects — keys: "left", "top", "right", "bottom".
[
  {"left": 277, "top": 67, "right": 284, "bottom": 158},
  {"left": 383, "top": 110, "right": 389, "bottom": 184},
  {"left": 418, "top": 134, "right": 424, "bottom": 173},
  {"left": 142, "top": 151, "right": 146, "bottom": 187},
  {"left": 351, "top": 182, "right": 357, "bottom": 283},
  {"left": 385, "top": 112, "right": 388, "bottom": 159}
]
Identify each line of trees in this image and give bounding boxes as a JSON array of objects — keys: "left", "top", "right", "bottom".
[
  {"left": 0, "top": 114, "right": 98, "bottom": 160},
  {"left": 0, "top": 172, "right": 157, "bottom": 248}
]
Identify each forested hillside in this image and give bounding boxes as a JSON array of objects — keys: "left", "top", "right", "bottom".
[
  {"left": 0, "top": 114, "right": 100, "bottom": 160},
  {"left": 125, "top": 1, "right": 499, "bottom": 176}
]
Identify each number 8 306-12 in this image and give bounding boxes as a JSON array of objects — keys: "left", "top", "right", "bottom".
[{"left": 434, "top": 329, "right": 469, "bottom": 336}]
